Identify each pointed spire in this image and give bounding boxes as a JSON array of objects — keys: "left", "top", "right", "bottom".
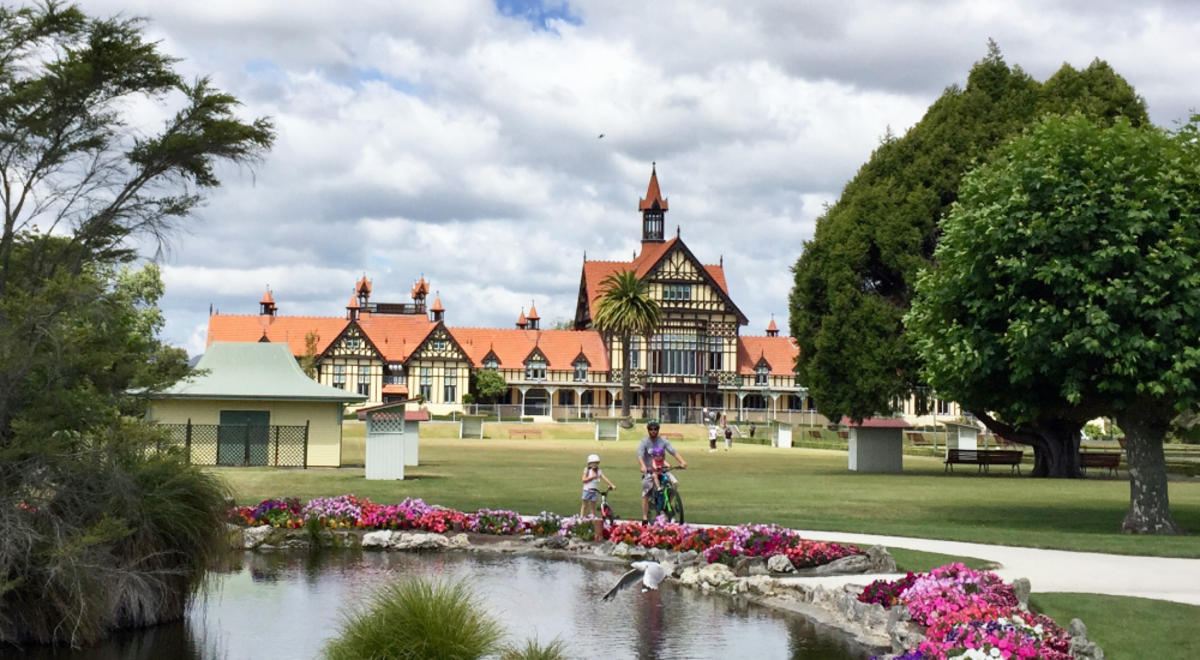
[
  {"left": 639, "top": 162, "right": 669, "bottom": 211},
  {"left": 260, "top": 288, "right": 275, "bottom": 305},
  {"left": 767, "top": 316, "right": 779, "bottom": 337},
  {"left": 411, "top": 277, "right": 429, "bottom": 300},
  {"left": 527, "top": 301, "right": 539, "bottom": 320},
  {"left": 355, "top": 275, "right": 372, "bottom": 297},
  {"left": 346, "top": 293, "right": 360, "bottom": 320},
  {"left": 431, "top": 295, "right": 444, "bottom": 313},
  {"left": 259, "top": 287, "right": 276, "bottom": 316},
  {"left": 516, "top": 308, "right": 528, "bottom": 329}
]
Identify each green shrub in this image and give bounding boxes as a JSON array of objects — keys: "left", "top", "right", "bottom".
[
  {"left": 322, "top": 578, "right": 503, "bottom": 660},
  {"left": 500, "top": 637, "right": 571, "bottom": 660},
  {"left": 0, "top": 422, "right": 231, "bottom": 647}
]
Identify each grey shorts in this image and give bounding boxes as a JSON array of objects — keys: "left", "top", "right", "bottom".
[
  {"left": 582, "top": 489, "right": 599, "bottom": 502},
  {"left": 641, "top": 472, "right": 676, "bottom": 496}
]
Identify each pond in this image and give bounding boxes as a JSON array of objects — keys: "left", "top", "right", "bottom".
[{"left": 1, "top": 551, "right": 871, "bottom": 660}]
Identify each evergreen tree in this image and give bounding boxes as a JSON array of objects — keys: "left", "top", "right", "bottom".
[{"left": 789, "top": 43, "right": 1147, "bottom": 476}]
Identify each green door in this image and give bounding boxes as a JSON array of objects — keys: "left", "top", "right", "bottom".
[{"left": 218, "top": 410, "right": 271, "bottom": 466}]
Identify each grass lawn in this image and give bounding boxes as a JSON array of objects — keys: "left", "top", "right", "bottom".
[
  {"left": 224, "top": 434, "right": 1200, "bottom": 558},
  {"left": 1031, "top": 593, "right": 1200, "bottom": 660}
]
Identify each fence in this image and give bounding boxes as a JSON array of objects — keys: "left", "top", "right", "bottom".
[
  {"left": 157, "top": 422, "right": 309, "bottom": 467},
  {"left": 454, "top": 403, "right": 830, "bottom": 425}
]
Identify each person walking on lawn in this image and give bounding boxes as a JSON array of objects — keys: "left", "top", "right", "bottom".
[
  {"left": 637, "top": 420, "right": 686, "bottom": 525},
  {"left": 724, "top": 425, "right": 732, "bottom": 451},
  {"left": 708, "top": 424, "right": 718, "bottom": 452}
]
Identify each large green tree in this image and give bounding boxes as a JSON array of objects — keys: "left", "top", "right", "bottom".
[
  {"left": 592, "top": 270, "right": 661, "bottom": 427},
  {"left": 907, "top": 114, "right": 1200, "bottom": 534},
  {"left": 0, "top": 1, "right": 274, "bottom": 645},
  {"left": 788, "top": 43, "right": 1147, "bottom": 476}
]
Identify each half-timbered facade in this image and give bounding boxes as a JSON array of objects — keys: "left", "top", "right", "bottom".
[{"left": 206, "top": 167, "right": 803, "bottom": 420}]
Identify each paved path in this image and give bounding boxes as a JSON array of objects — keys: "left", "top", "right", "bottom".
[{"left": 787, "top": 530, "right": 1200, "bottom": 606}]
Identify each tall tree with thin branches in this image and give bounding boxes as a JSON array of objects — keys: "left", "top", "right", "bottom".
[{"left": 593, "top": 270, "right": 661, "bottom": 427}]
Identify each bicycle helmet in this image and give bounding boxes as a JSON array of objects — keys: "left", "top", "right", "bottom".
[
  {"left": 650, "top": 445, "right": 666, "bottom": 458},
  {"left": 587, "top": 454, "right": 600, "bottom": 463},
  {"left": 646, "top": 419, "right": 661, "bottom": 429}
]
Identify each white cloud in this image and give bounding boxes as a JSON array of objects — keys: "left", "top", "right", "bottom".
[{"left": 66, "top": 0, "right": 1200, "bottom": 355}]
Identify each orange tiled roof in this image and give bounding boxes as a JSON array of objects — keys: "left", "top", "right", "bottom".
[
  {"left": 382, "top": 384, "right": 409, "bottom": 396},
  {"left": 516, "top": 310, "right": 527, "bottom": 327},
  {"left": 527, "top": 302, "right": 539, "bottom": 320},
  {"left": 207, "top": 315, "right": 349, "bottom": 356},
  {"left": 737, "top": 335, "right": 799, "bottom": 376},
  {"left": 581, "top": 238, "right": 731, "bottom": 310},
  {"left": 355, "top": 315, "right": 439, "bottom": 363},
  {"left": 356, "top": 276, "right": 372, "bottom": 296},
  {"left": 260, "top": 289, "right": 275, "bottom": 305},
  {"left": 412, "top": 278, "right": 429, "bottom": 299},
  {"left": 638, "top": 166, "right": 668, "bottom": 212},
  {"left": 766, "top": 318, "right": 778, "bottom": 333},
  {"left": 346, "top": 294, "right": 360, "bottom": 309},
  {"left": 431, "top": 297, "right": 444, "bottom": 313},
  {"left": 450, "top": 327, "right": 610, "bottom": 372}
]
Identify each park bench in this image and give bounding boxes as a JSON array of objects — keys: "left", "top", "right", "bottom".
[
  {"left": 837, "top": 431, "right": 849, "bottom": 441},
  {"left": 944, "top": 449, "right": 1024, "bottom": 474},
  {"left": 659, "top": 432, "right": 684, "bottom": 440},
  {"left": 1080, "top": 452, "right": 1121, "bottom": 477},
  {"left": 508, "top": 428, "right": 543, "bottom": 439},
  {"left": 808, "top": 429, "right": 824, "bottom": 441},
  {"left": 907, "top": 432, "right": 931, "bottom": 446}
]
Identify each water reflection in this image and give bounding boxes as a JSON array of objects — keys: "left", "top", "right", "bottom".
[{"left": 0, "top": 551, "right": 870, "bottom": 660}]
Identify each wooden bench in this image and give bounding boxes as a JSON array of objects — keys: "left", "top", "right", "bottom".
[
  {"left": 944, "top": 449, "right": 1024, "bottom": 474},
  {"left": 808, "top": 429, "right": 824, "bottom": 441},
  {"left": 907, "top": 432, "right": 931, "bottom": 446},
  {"left": 837, "top": 431, "right": 849, "bottom": 440},
  {"left": 1080, "top": 452, "right": 1121, "bottom": 477},
  {"left": 659, "top": 432, "right": 684, "bottom": 440},
  {"left": 508, "top": 428, "right": 543, "bottom": 439}
]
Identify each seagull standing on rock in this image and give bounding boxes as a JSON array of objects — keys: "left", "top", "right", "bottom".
[{"left": 602, "top": 561, "right": 670, "bottom": 601}]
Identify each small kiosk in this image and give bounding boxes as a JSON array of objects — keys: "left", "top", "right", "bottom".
[
  {"left": 944, "top": 421, "right": 982, "bottom": 452},
  {"left": 775, "top": 421, "right": 793, "bottom": 448},
  {"left": 843, "top": 417, "right": 911, "bottom": 474},
  {"left": 361, "top": 400, "right": 415, "bottom": 480},
  {"left": 595, "top": 418, "right": 621, "bottom": 442},
  {"left": 460, "top": 414, "right": 486, "bottom": 439}
]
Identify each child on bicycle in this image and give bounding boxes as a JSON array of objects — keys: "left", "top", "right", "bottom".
[
  {"left": 648, "top": 446, "right": 678, "bottom": 488},
  {"left": 581, "top": 454, "right": 616, "bottom": 517}
]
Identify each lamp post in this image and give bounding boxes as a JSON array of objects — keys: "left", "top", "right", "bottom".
[{"left": 735, "top": 376, "right": 744, "bottom": 422}]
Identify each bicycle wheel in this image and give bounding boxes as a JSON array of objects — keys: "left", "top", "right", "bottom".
[
  {"left": 667, "top": 490, "right": 684, "bottom": 523},
  {"left": 601, "top": 502, "right": 616, "bottom": 526},
  {"left": 650, "top": 490, "right": 667, "bottom": 521}
]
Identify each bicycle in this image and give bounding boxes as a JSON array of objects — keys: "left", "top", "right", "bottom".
[
  {"left": 598, "top": 487, "right": 617, "bottom": 526},
  {"left": 648, "top": 466, "right": 684, "bottom": 523}
]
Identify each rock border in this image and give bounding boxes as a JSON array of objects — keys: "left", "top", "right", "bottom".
[{"left": 226, "top": 525, "right": 1104, "bottom": 659}]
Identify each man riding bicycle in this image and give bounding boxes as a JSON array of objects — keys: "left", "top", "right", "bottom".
[{"left": 636, "top": 419, "right": 687, "bottom": 525}]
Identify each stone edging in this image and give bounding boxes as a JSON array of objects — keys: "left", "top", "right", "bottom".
[{"left": 227, "top": 525, "right": 1106, "bottom": 659}]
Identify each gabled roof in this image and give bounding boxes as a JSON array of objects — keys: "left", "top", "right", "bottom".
[
  {"left": 160, "top": 343, "right": 366, "bottom": 402},
  {"left": 407, "top": 322, "right": 469, "bottom": 361},
  {"left": 450, "top": 327, "right": 610, "bottom": 372},
  {"left": 355, "top": 314, "right": 439, "bottom": 363},
  {"left": 579, "top": 238, "right": 743, "bottom": 324},
  {"left": 412, "top": 277, "right": 429, "bottom": 298},
  {"left": 208, "top": 315, "right": 350, "bottom": 356},
  {"left": 737, "top": 336, "right": 799, "bottom": 376},
  {"left": 356, "top": 276, "right": 372, "bottom": 296}
]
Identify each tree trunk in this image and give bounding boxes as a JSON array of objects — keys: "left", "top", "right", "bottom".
[
  {"left": 1116, "top": 412, "right": 1181, "bottom": 534},
  {"left": 619, "top": 333, "right": 633, "bottom": 428},
  {"left": 972, "top": 410, "right": 1083, "bottom": 478}
]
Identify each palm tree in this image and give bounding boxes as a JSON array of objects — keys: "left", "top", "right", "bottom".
[{"left": 593, "top": 270, "right": 662, "bottom": 427}]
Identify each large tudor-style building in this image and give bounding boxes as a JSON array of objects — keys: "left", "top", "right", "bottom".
[{"left": 207, "top": 168, "right": 805, "bottom": 421}]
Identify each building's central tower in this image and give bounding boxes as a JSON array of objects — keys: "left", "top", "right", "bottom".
[{"left": 639, "top": 163, "right": 667, "bottom": 243}]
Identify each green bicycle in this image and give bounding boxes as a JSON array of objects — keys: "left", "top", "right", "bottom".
[{"left": 649, "top": 466, "right": 684, "bottom": 523}]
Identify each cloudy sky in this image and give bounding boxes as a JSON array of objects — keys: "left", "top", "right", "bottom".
[{"left": 74, "top": 0, "right": 1200, "bottom": 356}]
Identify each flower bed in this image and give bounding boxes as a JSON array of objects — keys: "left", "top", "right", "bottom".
[
  {"left": 229, "top": 496, "right": 862, "bottom": 571},
  {"left": 864, "top": 564, "right": 1073, "bottom": 660}
]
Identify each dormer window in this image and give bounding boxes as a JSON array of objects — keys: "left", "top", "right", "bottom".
[
  {"left": 574, "top": 360, "right": 588, "bottom": 382},
  {"left": 484, "top": 357, "right": 499, "bottom": 370},
  {"left": 755, "top": 364, "right": 769, "bottom": 386},
  {"left": 526, "top": 358, "right": 546, "bottom": 381}
]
